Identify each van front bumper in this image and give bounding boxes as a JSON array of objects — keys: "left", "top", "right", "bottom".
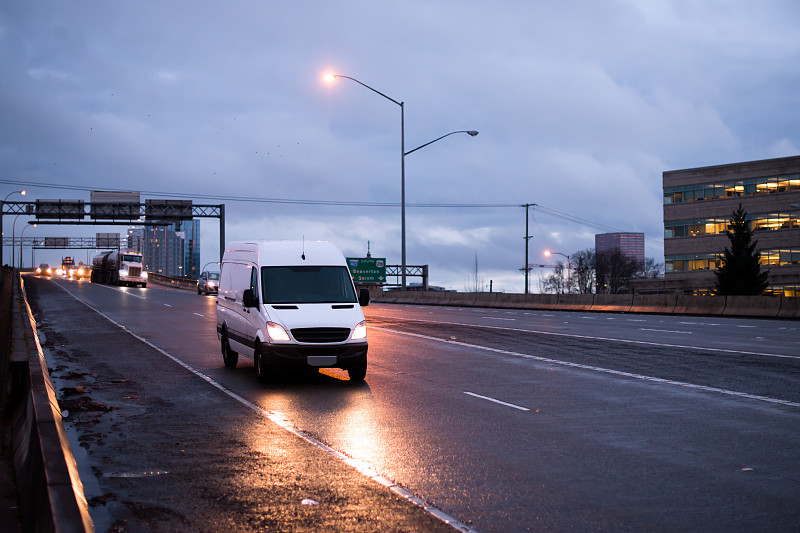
[{"left": 260, "top": 342, "right": 368, "bottom": 370}]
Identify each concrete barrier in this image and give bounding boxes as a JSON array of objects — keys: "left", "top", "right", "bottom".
[
  {"left": 630, "top": 294, "right": 678, "bottom": 315},
  {"left": 778, "top": 297, "right": 800, "bottom": 319},
  {"left": 556, "top": 294, "right": 594, "bottom": 311},
  {"left": 673, "top": 295, "right": 726, "bottom": 316},
  {"left": 723, "top": 295, "right": 781, "bottom": 318},
  {"left": 4, "top": 272, "right": 94, "bottom": 533},
  {"left": 524, "top": 294, "right": 559, "bottom": 310},
  {"left": 591, "top": 294, "right": 633, "bottom": 313},
  {"left": 492, "top": 293, "right": 537, "bottom": 309},
  {"left": 369, "top": 289, "right": 797, "bottom": 319}
]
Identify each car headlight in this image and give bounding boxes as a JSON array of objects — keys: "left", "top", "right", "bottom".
[
  {"left": 351, "top": 321, "right": 367, "bottom": 340},
  {"left": 36, "top": 268, "right": 41, "bottom": 274},
  {"left": 267, "top": 321, "right": 291, "bottom": 342},
  {"left": 77, "top": 268, "right": 84, "bottom": 276},
  {"left": 208, "top": 281, "right": 216, "bottom": 288}
]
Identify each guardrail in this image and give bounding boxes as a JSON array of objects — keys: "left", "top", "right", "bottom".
[
  {"left": 371, "top": 290, "right": 799, "bottom": 319},
  {"left": 1, "top": 268, "right": 93, "bottom": 532},
  {"left": 146, "top": 272, "right": 197, "bottom": 290}
]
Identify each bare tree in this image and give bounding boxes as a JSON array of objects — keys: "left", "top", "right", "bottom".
[
  {"left": 596, "top": 249, "right": 640, "bottom": 294},
  {"left": 541, "top": 261, "right": 567, "bottom": 294},
  {"left": 464, "top": 251, "right": 484, "bottom": 292},
  {"left": 635, "top": 257, "right": 663, "bottom": 279},
  {"left": 570, "top": 249, "right": 596, "bottom": 294}
]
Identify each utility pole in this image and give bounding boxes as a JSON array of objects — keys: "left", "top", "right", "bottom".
[{"left": 521, "top": 203, "right": 535, "bottom": 295}]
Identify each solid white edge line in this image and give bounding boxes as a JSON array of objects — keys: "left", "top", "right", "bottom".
[
  {"left": 464, "top": 392, "right": 530, "bottom": 411},
  {"left": 51, "top": 283, "right": 478, "bottom": 533},
  {"left": 370, "top": 314, "right": 800, "bottom": 361},
  {"left": 371, "top": 326, "right": 800, "bottom": 409}
]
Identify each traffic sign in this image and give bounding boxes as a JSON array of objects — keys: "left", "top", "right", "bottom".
[{"left": 347, "top": 257, "right": 386, "bottom": 284}]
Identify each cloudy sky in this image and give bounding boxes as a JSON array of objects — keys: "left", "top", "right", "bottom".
[{"left": 2, "top": 1, "right": 799, "bottom": 292}]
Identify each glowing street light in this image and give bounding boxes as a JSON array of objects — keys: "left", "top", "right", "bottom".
[
  {"left": 325, "top": 73, "right": 477, "bottom": 289},
  {"left": 544, "top": 250, "right": 570, "bottom": 294}
]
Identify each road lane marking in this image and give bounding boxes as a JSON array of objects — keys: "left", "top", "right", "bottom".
[
  {"left": 193, "top": 312, "right": 204, "bottom": 317},
  {"left": 640, "top": 328, "right": 692, "bottom": 334},
  {"left": 464, "top": 392, "right": 529, "bottom": 411},
  {"left": 372, "top": 326, "right": 800, "bottom": 409},
  {"left": 482, "top": 317, "right": 516, "bottom": 321},
  {"left": 52, "top": 283, "right": 478, "bottom": 533},
  {"left": 369, "top": 314, "right": 800, "bottom": 361},
  {"left": 164, "top": 304, "right": 172, "bottom": 307}
]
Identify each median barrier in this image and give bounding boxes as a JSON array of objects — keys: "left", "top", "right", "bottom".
[
  {"left": 630, "top": 294, "right": 678, "bottom": 314},
  {"left": 590, "top": 294, "right": 633, "bottom": 313},
  {"left": 5, "top": 272, "right": 94, "bottom": 533},
  {"left": 556, "top": 294, "right": 594, "bottom": 311},
  {"left": 723, "top": 295, "right": 781, "bottom": 318},
  {"left": 778, "top": 297, "right": 800, "bottom": 319},
  {"left": 147, "top": 272, "right": 197, "bottom": 290},
  {"left": 475, "top": 293, "right": 498, "bottom": 307},
  {"left": 673, "top": 295, "right": 726, "bottom": 316},
  {"left": 524, "top": 294, "right": 559, "bottom": 310},
  {"left": 493, "top": 293, "right": 536, "bottom": 309}
]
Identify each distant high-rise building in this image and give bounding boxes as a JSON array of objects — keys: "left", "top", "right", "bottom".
[
  {"left": 595, "top": 232, "right": 645, "bottom": 265},
  {"left": 128, "top": 219, "right": 200, "bottom": 278}
]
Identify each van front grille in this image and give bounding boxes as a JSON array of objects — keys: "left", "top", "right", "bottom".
[{"left": 291, "top": 327, "right": 350, "bottom": 343}]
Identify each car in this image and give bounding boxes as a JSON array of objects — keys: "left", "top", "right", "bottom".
[
  {"left": 36, "top": 263, "right": 52, "bottom": 277},
  {"left": 197, "top": 271, "right": 220, "bottom": 295}
]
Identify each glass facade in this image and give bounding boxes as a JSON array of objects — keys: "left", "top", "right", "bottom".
[
  {"left": 666, "top": 248, "right": 800, "bottom": 272},
  {"left": 664, "top": 173, "right": 800, "bottom": 204},
  {"left": 664, "top": 213, "right": 800, "bottom": 238}
]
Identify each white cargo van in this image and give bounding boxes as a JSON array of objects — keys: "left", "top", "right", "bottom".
[{"left": 216, "top": 240, "right": 369, "bottom": 382}]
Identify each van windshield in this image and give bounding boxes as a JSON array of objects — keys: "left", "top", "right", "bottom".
[{"left": 261, "top": 266, "right": 357, "bottom": 304}]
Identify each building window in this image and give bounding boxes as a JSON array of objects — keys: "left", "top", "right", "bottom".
[
  {"left": 665, "top": 214, "right": 800, "bottom": 238},
  {"left": 664, "top": 173, "right": 800, "bottom": 204}
]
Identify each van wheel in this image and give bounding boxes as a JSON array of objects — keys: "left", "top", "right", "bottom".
[
  {"left": 254, "top": 346, "right": 270, "bottom": 384},
  {"left": 221, "top": 330, "right": 238, "bottom": 368},
  {"left": 348, "top": 363, "right": 367, "bottom": 382}
]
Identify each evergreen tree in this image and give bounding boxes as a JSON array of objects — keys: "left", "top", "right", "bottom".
[{"left": 714, "top": 204, "right": 768, "bottom": 295}]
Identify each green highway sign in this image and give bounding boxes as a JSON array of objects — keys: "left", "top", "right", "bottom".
[{"left": 347, "top": 257, "right": 386, "bottom": 284}]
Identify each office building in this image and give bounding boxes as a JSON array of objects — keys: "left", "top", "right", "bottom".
[
  {"left": 663, "top": 155, "right": 800, "bottom": 296},
  {"left": 127, "top": 219, "right": 200, "bottom": 278},
  {"left": 595, "top": 232, "right": 645, "bottom": 265}
]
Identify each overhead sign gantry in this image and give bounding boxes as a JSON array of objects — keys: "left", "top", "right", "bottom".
[{"left": 1, "top": 192, "right": 225, "bottom": 266}]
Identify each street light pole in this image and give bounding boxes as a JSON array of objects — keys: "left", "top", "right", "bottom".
[
  {"left": 20, "top": 223, "right": 36, "bottom": 270},
  {"left": 325, "top": 74, "right": 477, "bottom": 290},
  {"left": 544, "top": 250, "right": 570, "bottom": 294},
  {"left": 1, "top": 189, "right": 26, "bottom": 267},
  {"left": 326, "top": 74, "right": 408, "bottom": 288}
]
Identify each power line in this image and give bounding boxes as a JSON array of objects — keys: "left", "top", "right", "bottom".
[{"left": 0, "top": 178, "right": 664, "bottom": 246}]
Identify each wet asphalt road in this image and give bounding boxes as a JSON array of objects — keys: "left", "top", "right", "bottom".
[{"left": 26, "top": 275, "right": 800, "bottom": 532}]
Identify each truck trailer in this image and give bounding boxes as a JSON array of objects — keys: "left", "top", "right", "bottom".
[{"left": 91, "top": 250, "right": 148, "bottom": 287}]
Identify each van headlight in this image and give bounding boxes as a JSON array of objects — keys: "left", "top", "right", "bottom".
[
  {"left": 351, "top": 321, "right": 367, "bottom": 340},
  {"left": 267, "top": 321, "right": 291, "bottom": 342}
]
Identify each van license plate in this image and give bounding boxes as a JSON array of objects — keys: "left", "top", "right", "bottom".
[{"left": 307, "top": 356, "right": 337, "bottom": 367}]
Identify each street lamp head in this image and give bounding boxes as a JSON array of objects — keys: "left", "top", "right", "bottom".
[
  {"left": 466, "top": 130, "right": 479, "bottom": 137},
  {"left": 544, "top": 250, "right": 551, "bottom": 257},
  {"left": 324, "top": 73, "right": 337, "bottom": 83},
  {"left": 21, "top": 190, "right": 26, "bottom": 196}
]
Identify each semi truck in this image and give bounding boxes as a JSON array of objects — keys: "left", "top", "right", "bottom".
[{"left": 91, "top": 250, "right": 148, "bottom": 287}]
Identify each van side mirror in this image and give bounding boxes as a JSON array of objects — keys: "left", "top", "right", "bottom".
[
  {"left": 358, "top": 288, "right": 370, "bottom": 307},
  {"left": 243, "top": 288, "right": 259, "bottom": 308}
]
